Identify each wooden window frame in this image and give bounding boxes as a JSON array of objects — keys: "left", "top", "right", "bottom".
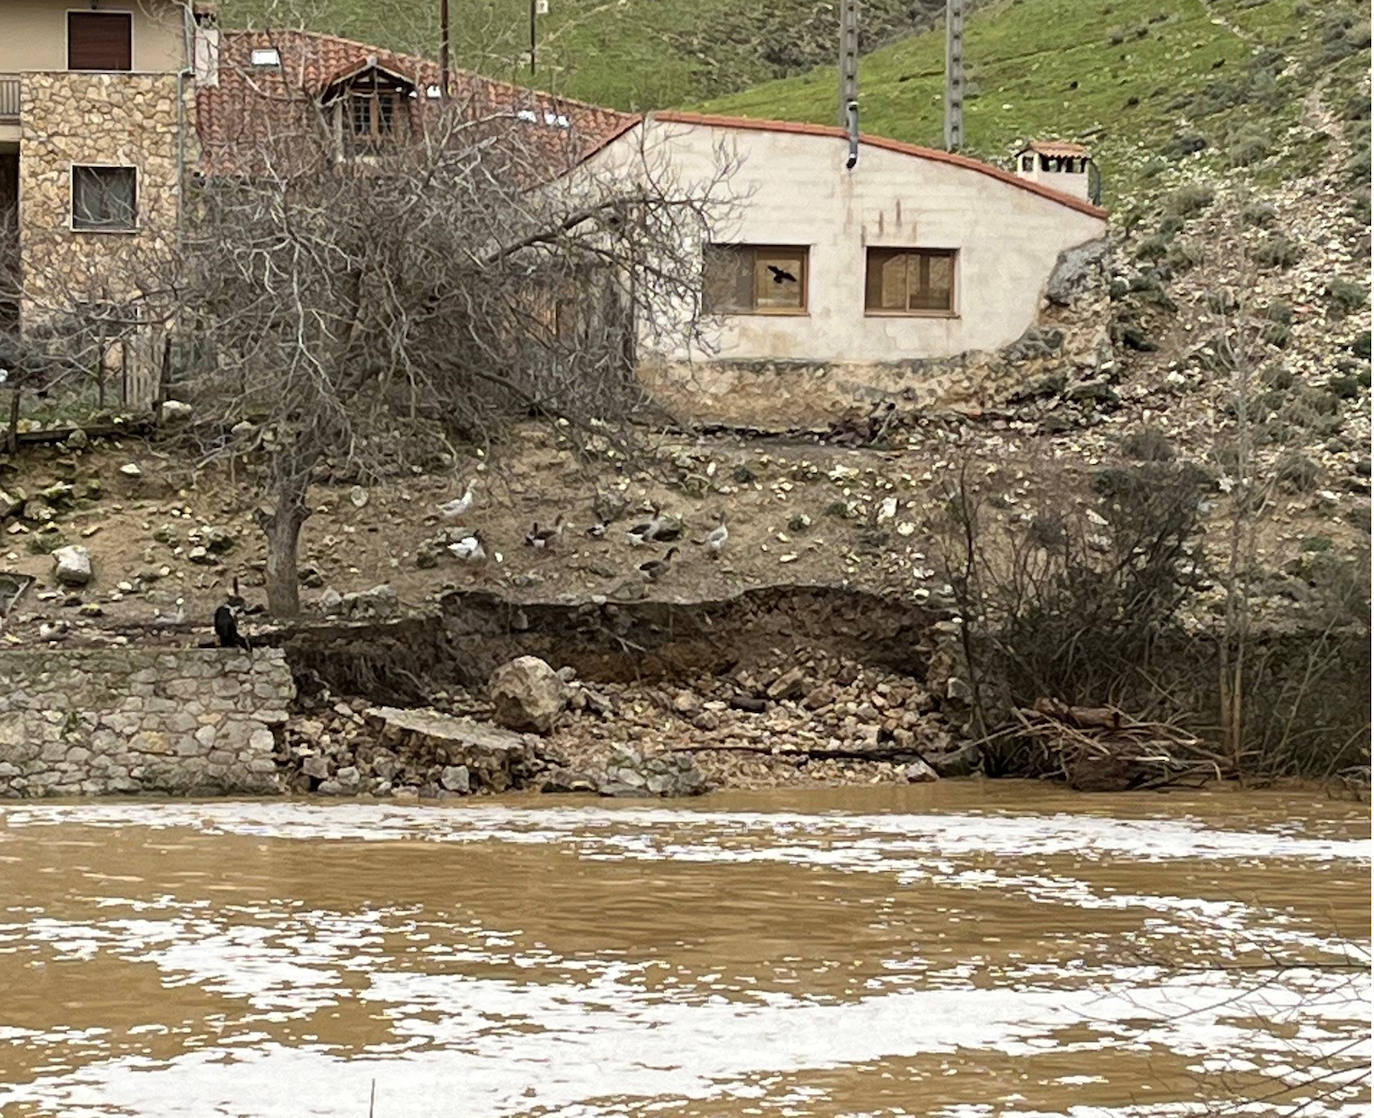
[
  {"left": 864, "top": 247, "right": 958, "bottom": 318},
  {"left": 343, "top": 88, "right": 404, "bottom": 154},
  {"left": 70, "top": 164, "right": 138, "bottom": 233},
  {"left": 702, "top": 243, "right": 809, "bottom": 317},
  {"left": 67, "top": 11, "right": 134, "bottom": 73}
]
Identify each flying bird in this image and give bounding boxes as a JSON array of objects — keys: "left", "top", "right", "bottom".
[{"left": 766, "top": 264, "right": 797, "bottom": 284}]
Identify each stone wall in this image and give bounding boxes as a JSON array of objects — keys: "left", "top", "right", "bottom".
[
  {"left": 18, "top": 71, "right": 187, "bottom": 382},
  {"left": 0, "top": 648, "right": 295, "bottom": 798}
]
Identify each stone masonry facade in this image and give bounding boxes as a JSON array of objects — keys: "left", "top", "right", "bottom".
[
  {"left": 0, "top": 648, "right": 295, "bottom": 797},
  {"left": 18, "top": 71, "right": 185, "bottom": 330}
]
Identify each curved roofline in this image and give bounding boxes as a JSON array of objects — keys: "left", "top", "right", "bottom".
[{"left": 647, "top": 110, "right": 1109, "bottom": 219}]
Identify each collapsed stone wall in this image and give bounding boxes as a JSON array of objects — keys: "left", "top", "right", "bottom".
[
  {"left": 279, "top": 585, "right": 944, "bottom": 703},
  {"left": 0, "top": 648, "right": 294, "bottom": 798}
]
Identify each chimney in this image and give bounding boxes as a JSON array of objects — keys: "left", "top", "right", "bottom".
[
  {"left": 1013, "top": 140, "right": 1095, "bottom": 202},
  {"left": 192, "top": 4, "right": 220, "bottom": 87}
]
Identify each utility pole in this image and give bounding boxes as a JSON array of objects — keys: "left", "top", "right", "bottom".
[
  {"left": 838, "top": 0, "right": 859, "bottom": 168},
  {"left": 838, "top": 0, "right": 858, "bottom": 127},
  {"left": 944, "top": 0, "right": 964, "bottom": 151},
  {"left": 529, "top": 0, "right": 537, "bottom": 75},
  {"left": 439, "top": 0, "right": 450, "bottom": 96}
]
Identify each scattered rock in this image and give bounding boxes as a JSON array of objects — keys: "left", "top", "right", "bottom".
[
  {"left": 52, "top": 545, "right": 92, "bottom": 587},
  {"left": 903, "top": 758, "right": 939, "bottom": 783},
  {"left": 160, "top": 400, "right": 193, "bottom": 423},
  {"left": 440, "top": 764, "right": 471, "bottom": 793},
  {"left": 489, "top": 656, "right": 564, "bottom": 734},
  {"left": 119, "top": 463, "right": 142, "bottom": 478}
]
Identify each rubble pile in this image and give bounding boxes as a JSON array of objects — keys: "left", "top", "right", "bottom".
[{"left": 280, "top": 648, "right": 967, "bottom": 798}]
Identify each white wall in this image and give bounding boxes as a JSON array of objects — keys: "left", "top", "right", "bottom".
[
  {"left": 0, "top": 0, "right": 186, "bottom": 74},
  {"left": 587, "top": 118, "right": 1107, "bottom": 366}
]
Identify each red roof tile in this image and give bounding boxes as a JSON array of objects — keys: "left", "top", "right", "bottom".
[
  {"left": 196, "top": 30, "right": 637, "bottom": 177},
  {"left": 1022, "top": 139, "right": 1090, "bottom": 156},
  {"left": 650, "top": 111, "right": 1108, "bottom": 218}
]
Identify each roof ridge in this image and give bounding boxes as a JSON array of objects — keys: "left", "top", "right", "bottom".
[
  {"left": 219, "top": 26, "right": 634, "bottom": 119},
  {"left": 649, "top": 110, "right": 1108, "bottom": 219}
]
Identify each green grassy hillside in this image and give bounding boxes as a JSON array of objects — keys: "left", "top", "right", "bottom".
[
  {"left": 700, "top": 0, "right": 1371, "bottom": 207},
  {"left": 218, "top": 0, "right": 958, "bottom": 110}
]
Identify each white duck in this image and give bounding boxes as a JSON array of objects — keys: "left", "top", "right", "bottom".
[
  {"left": 438, "top": 481, "right": 478, "bottom": 522},
  {"left": 448, "top": 531, "right": 487, "bottom": 563},
  {"left": 703, "top": 513, "right": 728, "bottom": 559},
  {"left": 152, "top": 596, "right": 186, "bottom": 626}
]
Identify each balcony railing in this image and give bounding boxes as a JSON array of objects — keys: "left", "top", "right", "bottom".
[{"left": 0, "top": 76, "right": 18, "bottom": 123}]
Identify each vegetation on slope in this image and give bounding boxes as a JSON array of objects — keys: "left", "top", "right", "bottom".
[
  {"left": 218, "top": 0, "right": 961, "bottom": 111},
  {"left": 701, "top": 0, "right": 1372, "bottom": 207}
]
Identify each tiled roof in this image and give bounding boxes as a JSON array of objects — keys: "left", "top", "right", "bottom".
[
  {"left": 649, "top": 111, "right": 1108, "bottom": 218},
  {"left": 1021, "top": 139, "right": 1090, "bottom": 156},
  {"left": 195, "top": 30, "right": 637, "bottom": 177}
]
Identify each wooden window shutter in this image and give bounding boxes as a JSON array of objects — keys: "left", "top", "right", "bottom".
[{"left": 68, "top": 13, "right": 133, "bottom": 72}]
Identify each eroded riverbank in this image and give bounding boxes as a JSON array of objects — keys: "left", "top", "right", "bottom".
[{"left": 0, "top": 784, "right": 1368, "bottom": 1118}]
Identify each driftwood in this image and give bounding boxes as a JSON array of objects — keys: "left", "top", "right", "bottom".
[
  {"left": 985, "top": 699, "right": 1222, "bottom": 791},
  {"left": 668, "top": 742, "right": 925, "bottom": 763}
]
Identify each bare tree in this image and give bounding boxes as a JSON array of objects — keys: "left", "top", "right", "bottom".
[{"left": 169, "top": 64, "right": 732, "bottom": 615}]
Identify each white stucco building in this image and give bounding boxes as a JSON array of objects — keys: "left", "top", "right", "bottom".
[{"left": 581, "top": 111, "right": 1110, "bottom": 424}]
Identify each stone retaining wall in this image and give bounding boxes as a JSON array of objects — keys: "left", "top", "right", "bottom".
[{"left": 0, "top": 649, "right": 295, "bottom": 797}]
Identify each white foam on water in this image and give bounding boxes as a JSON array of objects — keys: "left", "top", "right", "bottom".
[
  {"left": 1, "top": 801, "right": 1367, "bottom": 1117},
  {"left": 1, "top": 801, "right": 1368, "bottom": 863},
  {"left": 0, "top": 965, "right": 1366, "bottom": 1118}
]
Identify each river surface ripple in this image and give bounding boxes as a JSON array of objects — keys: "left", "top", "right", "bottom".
[{"left": 0, "top": 784, "right": 1369, "bottom": 1117}]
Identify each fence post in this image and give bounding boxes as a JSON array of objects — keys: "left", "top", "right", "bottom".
[{"left": 5, "top": 387, "right": 19, "bottom": 454}]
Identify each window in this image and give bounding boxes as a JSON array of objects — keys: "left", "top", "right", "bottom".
[
  {"left": 72, "top": 166, "right": 137, "bottom": 232},
  {"left": 864, "top": 248, "right": 956, "bottom": 314},
  {"left": 68, "top": 12, "right": 133, "bottom": 72},
  {"left": 702, "top": 244, "right": 808, "bottom": 314},
  {"left": 347, "top": 90, "right": 399, "bottom": 150},
  {"left": 249, "top": 47, "right": 281, "bottom": 68},
  {"left": 1020, "top": 153, "right": 1035, "bottom": 171}
]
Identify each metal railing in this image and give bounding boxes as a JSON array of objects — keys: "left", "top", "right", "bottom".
[{"left": 0, "top": 76, "right": 18, "bottom": 122}]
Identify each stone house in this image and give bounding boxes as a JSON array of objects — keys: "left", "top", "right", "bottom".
[
  {"left": 1, "top": 0, "right": 189, "bottom": 395},
  {"left": 577, "top": 112, "right": 1111, "bottom": 425},
  {"left": 0, "top": 5, "right": 632, "bottom": 403}
]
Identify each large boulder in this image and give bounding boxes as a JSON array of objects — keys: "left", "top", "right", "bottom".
[
  {"left": 489, "top": 656, "right": 564, "bottom": 734},
  {"left": 52, "top": 545, "right": 92, "bottom": 587}
]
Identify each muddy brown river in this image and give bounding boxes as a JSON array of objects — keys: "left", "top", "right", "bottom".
[{"left": 0, "top": 784, "right": 1368, "bottom": 1117}]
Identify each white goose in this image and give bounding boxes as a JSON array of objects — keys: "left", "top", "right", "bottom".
[
  {"left": 704, "top": 513, "right": 728, "bottom": 559},
  {"left": 626, "top": 504, "right": 667, "bottom": 547},
  {"left": 448, "top": 531, "right": 487, "bottom": 563},
  {"left": 438, "top": 481, "right": 478, "bottom": 522}
]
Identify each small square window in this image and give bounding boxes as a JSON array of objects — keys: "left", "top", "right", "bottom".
[
  {"left": 68, "top": 12, "right": 132, "bottom": 72},
  {"left": 72, "top": 166, "right": 137, "bottom": 232},
  {"left": 864, "top": 247, "right": 956, "bottom": 314},
  {"left": 703, "top": 244, "right": 808, "bottom": 314},
  {"left": 1020, "top": 153, "right": 1035, "bottom": 171},
  {"left": 250, "top": 47, "right": 281, "bottom": 67}
]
